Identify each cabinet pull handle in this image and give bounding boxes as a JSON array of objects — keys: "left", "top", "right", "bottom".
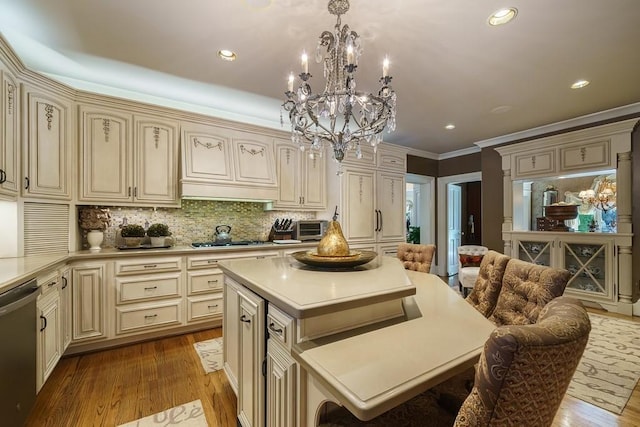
[
  {"left": 208, "top": 304, "right": 219, "bottom": 309},
  {"left": 144, "top": 286, "right": 158, "bottom": 291},
  {"left": 144, "top": 314, "right": 158, "bottom": 319},
  {"left": 375, "top": 209, "right": 379, "bottom": 232},
  {"left": 207, "top": 279, "right": 219, "bottom": 284},
  {"left": 301, "top": 196, "right": 305, "bottom": 204},
  {"left": 61, "top": 276, "right": 68, "bottom": 289},
  {"left": 24, "top": 176, "right": 30, "bottom": 189},
  {"left": 128, "top": 186, "right": 131, "bottom": 196},
  {"left": 143, "top": 264, "right": 157, "bottom": 268},
  {"left": 0, "top": 169, "right": 5, "bottom": 183},
  {"left": 240, "top": 314, "right": 251, "bottom": 323},
  {"left": 268, "top": 322, "right": 283, "bottom": 334},
  {"left": 207, "top": 260, "right": 217, "bottom": 264},
  {"left": 134, "top": 187, "right": 138, "bottom": 197},
  {"left": 48, "top": 280, "right": 57, "bottom": 288},
  {"left": 40, "top": 315, "right": 47, "bottom": 332}
]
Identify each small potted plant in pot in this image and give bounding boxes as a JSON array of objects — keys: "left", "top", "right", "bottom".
[
  {"left": 120, "top": 224, "right": 146, "bottom": 247},
  {"left": 147, "top": 223, "right": 171, "bottom": 247}
]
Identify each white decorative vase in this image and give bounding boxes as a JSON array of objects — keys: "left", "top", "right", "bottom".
[
  {"left": 87, "top": 230, "right": 104, "bottom": 251},
  {"left": 150, "top": 236, "right": 166, "bottom": 247}
]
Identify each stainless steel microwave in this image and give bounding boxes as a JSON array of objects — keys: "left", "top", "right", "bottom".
[{"left": 293, "top": 220, "right": 328, "bottom": 241}]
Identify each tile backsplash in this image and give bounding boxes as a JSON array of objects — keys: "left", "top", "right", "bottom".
[{"left": 78, "top": 200, "right": 316, "bottom": 249}]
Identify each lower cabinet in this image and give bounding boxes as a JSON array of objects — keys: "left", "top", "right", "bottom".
[
  {"left": 72, "top": 263, "right": 107, "bottom": 342},
  {"left": 186, "top": 254, "right": 225, "bottom": 323},
  {"left": 36, "top": 270, "right": 62, "bottom": 392},
  {"left": 59, "top": 267, "right": 72, "bottom": 351}
]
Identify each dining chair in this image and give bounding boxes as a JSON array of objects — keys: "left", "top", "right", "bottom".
[
  {"left": 397, "top": 243, "right": 436, "bottom": 273},
  {"left": 319, "top": 296, "right": 591, "bottom": 427},
  {"left": 465, "top": 250, "right": 511, "bottom": 318},
  {"left": 488, "top": 258, "right": 570, "bottom": 327},
  {"left": 457, "top": 245, "right": 489, "bottom": 296}
]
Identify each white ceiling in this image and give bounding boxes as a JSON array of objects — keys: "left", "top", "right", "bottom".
[{"left": 1, "top": 0, "right": 640, "bottom": 156}]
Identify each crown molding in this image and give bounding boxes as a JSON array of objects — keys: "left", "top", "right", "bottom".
[
  {"left": 406, "top": 147, "right": 439, "bottom": 160},
  {"left": 437, "top": 145, "right": 481, "bottom": 160},
  {"left": 0, "top": 32, "right": 26, "bottom": 76}
]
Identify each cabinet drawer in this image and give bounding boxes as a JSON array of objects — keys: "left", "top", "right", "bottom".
[
  {"left": 513, "top": 150, "right": 555, "bottom": 178},
  {"left": 377, "top": 151, "right": 406, "bottom": 171},
  {"left": 188, "top": 271, "right": 224, "bottom": 295},
  {"left": 267, "top": 304, "right": 293, "bottom": 350},
  {"left": 560, "top": 140, "right": 610, "bottom": 172},
  {"left": 116, "top": 273, "right": 181, "bottom": 304},
  {"left": 187, "top": 294, "right": 223, "bottom": 322},
  {"left": 116, "top": 301, "right": 181, "bottom": 335},
  {"left": 38, "top": 270, "right": 59, "bottom": 298},
  {"left": 115, "top": 257, "right": 182, "bottom": 275}
]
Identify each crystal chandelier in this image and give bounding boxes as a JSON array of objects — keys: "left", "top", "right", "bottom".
[
  {"left": 579, "top": 177, "right": 616, "bottom": 212},
  {"left": 281, "top": 0, "right": 397, "bottom": 169}
]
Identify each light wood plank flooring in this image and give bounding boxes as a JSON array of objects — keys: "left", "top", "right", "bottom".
[{"left": 26, "top": 313, "right": 640, "bottom": 426}]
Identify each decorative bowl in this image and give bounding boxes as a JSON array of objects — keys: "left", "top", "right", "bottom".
[
  {"left": 544, "top": 204, "right": 578, "bottom": 231},
  {"left": 291, "top": 250, "right": 378, "bottom": 269}
]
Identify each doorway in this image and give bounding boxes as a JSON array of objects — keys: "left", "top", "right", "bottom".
[
  {"left": 436, "top": 172, "right": 482, "bottom": 276},
  {"left": 405, "top": 173, "right": 435, "bottom": 246}
]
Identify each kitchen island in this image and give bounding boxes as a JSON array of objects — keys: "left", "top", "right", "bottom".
[{"left": 219, "top": 255, "right": 495, "bottom": 427}]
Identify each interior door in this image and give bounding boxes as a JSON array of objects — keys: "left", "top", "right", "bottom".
[{"left": 447, "top": 184, "right": 462, "bottom": 275}]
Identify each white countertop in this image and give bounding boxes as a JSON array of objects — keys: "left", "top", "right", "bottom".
[
  {"left": 219, "top": 255, "right": 416, "bottom": 318},
  {"left": 292, "top": 271, "right": 496, "bottom": 420},
  {"left": 0, "top": 254, "right": 69, "bottom": 293}
]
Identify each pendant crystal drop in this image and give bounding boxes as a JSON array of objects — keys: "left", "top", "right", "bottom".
[{"left": 343, "top": 126, "right": 351, "bottom": 142}]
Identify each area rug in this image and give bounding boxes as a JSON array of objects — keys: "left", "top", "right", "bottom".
[
  {"left": 567, "top": 313, "right": 640, "bottom": 414},
  {"left": 194, "top": 337, "right": 224, "bottom": 374},
  {"left": 117, "top": 399, "right": 207, "bottom": 426}
]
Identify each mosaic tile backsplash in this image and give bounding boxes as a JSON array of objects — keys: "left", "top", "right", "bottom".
[{"left": 78, "top": 200, "right": 316, "bottom": 249}]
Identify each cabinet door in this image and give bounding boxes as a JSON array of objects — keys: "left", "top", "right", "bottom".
[
  {"left": 513, "top": 238, "right": 554, "bottom": 267},
  {"left": 562, "top": 241, "right": 614, "bottom": 301},
  {"left": 181, "top": 122, "right": 234, "bottom": 181},
  {"left": 237, "top": 285, "right": 266, "bottom": 427},
  {"left": 24, "top": 90, "right": 72, "bottom": 199},
  {"left": 72, "top": 264, "right": 107, "bottom": 342},
  {"left": 513, "top": 150, "right": 556, "bottom": 179},
  {"left": 223, "top": 278, "right": 241, "bottom": 395},
  {"left": 267, "top": 340, "right": 297, "bottom": 427},
  {"left": 232, "top": 135, "right": 277, "bottom": 187},
  {"left": 60, "top": 267, "right": 72, "bottom": 351},
  {"left": 79, "top": 107, "right": 133, "bottom": 202},
  {"left": 0, "top": 70, "right": 19, "bottom": 197},
  {"left": 341, "top": 168, "right": 376, "bottom": 242},
  {"left": 135, "top": 116, "right": 179, "bottom": 204},
  {"left": 37, "top": 290, "right": 61, "bottom": 391},
  {"left": 274, "top": 142, "right": 301, "bottom": 209},
  {"left": 376, "top": 172, "right": 406, "bottom": 242},
  {"left": 302, "top": 152, "right": 326, "bottom": 209}
]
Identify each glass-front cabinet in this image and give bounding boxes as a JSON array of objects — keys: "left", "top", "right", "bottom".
[{"left": 512, "top": 233, "right": 616, "bottom": 308}]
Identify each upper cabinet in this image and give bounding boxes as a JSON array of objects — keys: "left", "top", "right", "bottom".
[
  {"left": 22, "top": 85, "right": 73, "bottom": 200},
  {"left": 181, "top": 121, "right": 278, "bottom": 201},
  {"left": 0, "top": 67, "right": 19, "bottom": 199},
  {"left": 79, "top": 104, "right": 179, "bottom": 206},
  {"left": 273, "top": 139, "right": 326, "bottom": 210}
]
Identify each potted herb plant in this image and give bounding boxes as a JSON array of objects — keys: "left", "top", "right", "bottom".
[
  {"left": 120, "top": 224, "right": 146, "bottom": 247},
  {"left": 146, "top": 223, "right": 171, "bottom": 247}
]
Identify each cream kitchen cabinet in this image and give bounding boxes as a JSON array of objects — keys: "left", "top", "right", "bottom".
[
  {"left": 36, "top": 270, "right": 62, "bottom": 392},
  {"left": 71, "top": 263, "right": 107, "bottom": 343},
  {"left": 223, "top": 275, "right": 242, "bottom": 395},
  {"left": 113, "top": 256, "right": 183, "bottom": 336},
  {"left": 0, "top": 67, "right": 19, "bottom": 199},
  {"left": 186, "top": 254, "right": 225, "bottom": 323},
  {"left": 340, "top": 167, "right": 406, "bottom": 244},
  {"left": 59, "top": 266, "right": 72, "bottom": 351},
  {"left": 23, "top": 86, "right": 73, "bottom": 200},
  {"left": 273, "top": 140, "right": 326, "bottom": 210},
  {"left": 79, "top": 105, "right": 179, "bottom": 206},
  {"left": 181, "top": 121, "right": 278, "bottom": 201}
]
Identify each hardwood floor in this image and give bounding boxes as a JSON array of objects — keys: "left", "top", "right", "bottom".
[{"left": 26, "top": 311, "right": 640, "bottom": 426}]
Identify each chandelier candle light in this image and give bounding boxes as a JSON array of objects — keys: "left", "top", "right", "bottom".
[{"left": 281, "top": 0, "right": 397, "bottom": 172}]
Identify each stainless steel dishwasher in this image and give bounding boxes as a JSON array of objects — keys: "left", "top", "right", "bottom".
[{"left": 0, "top": 278, "right": 40, "bottom": 427}]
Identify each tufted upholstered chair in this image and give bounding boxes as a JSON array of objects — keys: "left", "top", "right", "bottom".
[
  {"left": 488, "top": 258, "right": 570, "bottom": 327},
  {"left": 458, "top": 246, "right": 489, "bottom": 296},
  {"left": 397, "top": 243, "right": 436, "bottom": 273},
  {"left": 465, "top": 250, "right": 511, "bottom": 318},
  {"left": 320, "top": 296, "right": 591, "bottom": 427}
]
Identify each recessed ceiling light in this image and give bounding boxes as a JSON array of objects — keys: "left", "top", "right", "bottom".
[
  {"left": 491, "top": 105, "right": 513, "bottom": 114},
  {"left": 488, "top": 8, "right": 518, "bottom": 26},
  {"left": 217, "top": 50, "right": 237, "bottom": 61},
  {"left": 445, "top": 124, "right": 456, "bottom": 130},
  {"left": 571, "top": 80, "right": 590, "bottom": 89}
]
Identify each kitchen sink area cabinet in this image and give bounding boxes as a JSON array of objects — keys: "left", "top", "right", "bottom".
[
  {"left": 22, "top": 84, "right": 73, "bottom": 200},
  {"left": 113, "top": 256, "right": 183, "bottom": 336},
  {"left": 79, "top": 104, "right": 179, "bottom": 206},
  {"left": 273, "top": 139, "right": 326, "bottom": 211},
  {"left": 0, "top": 66, "right": 19, "bottom": 200},
  {"left": 36, "top": 270, "right": 62, "bottom": 392}
]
